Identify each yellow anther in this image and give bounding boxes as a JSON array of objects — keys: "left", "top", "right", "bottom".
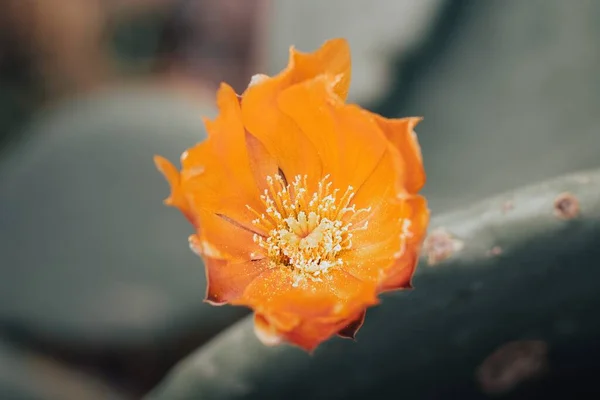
[{"left": 247, "top": 174, "right": 371, "bottom": 284}]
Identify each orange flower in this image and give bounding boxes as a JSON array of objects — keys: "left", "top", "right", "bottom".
[{"left": 154, "top": 38, "right": 429, "bottom": 352}]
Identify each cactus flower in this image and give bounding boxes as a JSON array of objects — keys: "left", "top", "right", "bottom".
[{"left": 154, "top": 38, "right": 429, "bottom": 351}]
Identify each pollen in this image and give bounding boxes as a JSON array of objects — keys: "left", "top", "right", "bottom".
[{"left": 247, "top": 174, "right": 371, "bottom": 285}]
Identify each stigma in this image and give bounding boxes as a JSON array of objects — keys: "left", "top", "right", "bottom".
[{"left": 247, "top": 174, "right": 370, "bottom": 286}]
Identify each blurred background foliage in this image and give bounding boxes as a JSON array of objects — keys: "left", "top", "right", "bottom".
[{"left": 1, "top": 0, "right": 599, "bottom": 399}]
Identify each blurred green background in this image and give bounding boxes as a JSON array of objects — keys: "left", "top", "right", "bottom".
[{"left": 1, "top": 1, "right": 599, "bottom": 399}]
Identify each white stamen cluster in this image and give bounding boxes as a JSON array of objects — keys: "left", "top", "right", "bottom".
[{"left": 247, "top": 174, "right": 370, "bottom": 286}]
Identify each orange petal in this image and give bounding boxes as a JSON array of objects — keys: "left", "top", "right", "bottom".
[
  {"left": 287, "top": 38, "right": 351, "bottom": 100},
  {"left": 342, "top": 197, "right": 408, "bottom": 283},
  {"left": 244, "top": 38, "right": 350, "bottom": 100},
  {"left": 239, "top": 269, "right": 377, "bottom": 350},
  {"left": 350, "top": 145, "right": 399, "bottom": 215},
  {"left": 244, "top": 131, "right": 279, "bottom": 195},
  {"left": 374, "top": 115, "right": 425, "bottom": 193},
  {"left": 235, "top": 268, "right": 377, "bottom": 321},
  {"left": 379, "top": 194, "right": 429, "bottom": 291},
  {"left": 277, "top": 75, "right": 387, "bottom": 191},
  {"left": 180, "top": 83, "right": 264, "bottom": 229},
  {"left": 255, "top": 308, "right": 369, "bottom": 352},
  {"left": 403, "top": 194, "right": 430, "bottom": 243},
  {"left": 204, "top": 256, "right": 270, "bottom": 305},
  {"left": 154, "top": 155, "right": 194, "bottom": 225},
  {"left": 377, "top": 249, "right": 418, "bottom": 292},
  {"left": 343, "top": 194, "right": 429, "bottom": 288},
  {"left": 241, "top": 81, "right": 322, "bottom": 189},
  {"left": 240, "top": 38, "right": 350, "bottom": 187},
  {"left": 253, "top": 313, "right": 284, "bottom": 346},
  {"left": 282, "top": 315, "right": 360, "bottom": 352},
  {"left": 191, "top": 210, "right": 264, "bottom": 262}
]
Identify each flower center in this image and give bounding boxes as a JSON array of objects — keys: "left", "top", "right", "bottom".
[{"left": 248, "top": 174, "right": 370, "bottom": 285}]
